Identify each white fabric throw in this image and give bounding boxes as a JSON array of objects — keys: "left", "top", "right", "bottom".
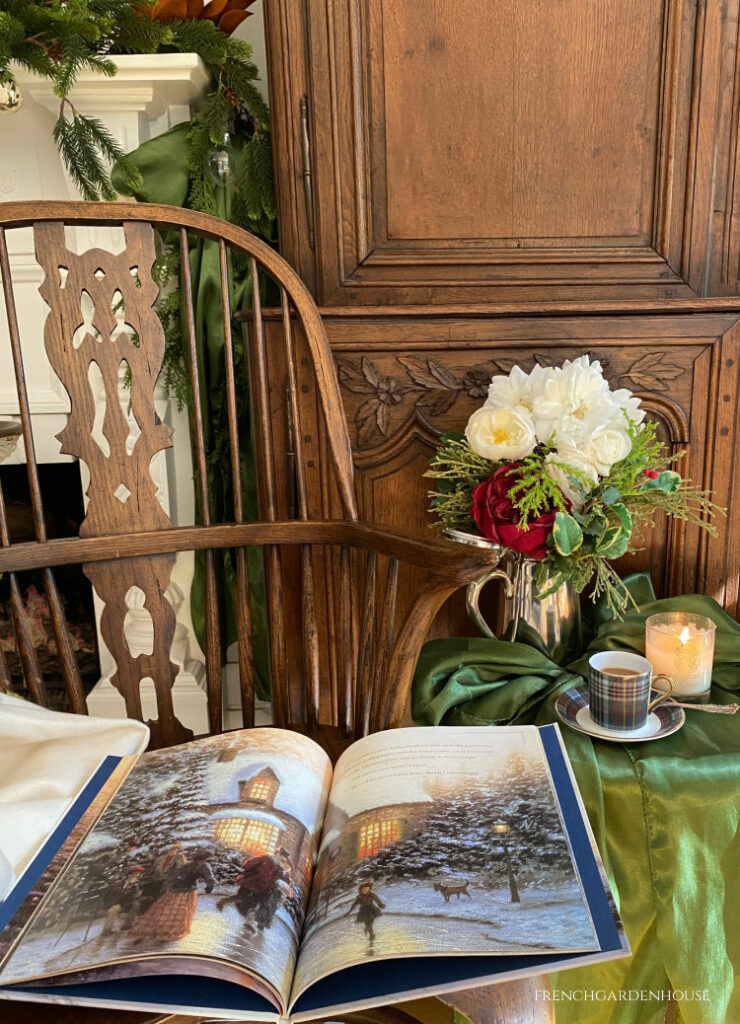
[{"left": 0, "top": 695, "right": 149, "bottom": 899}]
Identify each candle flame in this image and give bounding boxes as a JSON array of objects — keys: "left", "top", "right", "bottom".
[{"left": 679, "top": 626, "right": 690, "bottom": 645}]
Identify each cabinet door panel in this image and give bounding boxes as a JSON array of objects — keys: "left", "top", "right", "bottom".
[
  {"left": 266, "top": 0, "right": 740, "bottom": 304},
  {"left": 380, "top": 0, "right": 659, "bottom": 244}
]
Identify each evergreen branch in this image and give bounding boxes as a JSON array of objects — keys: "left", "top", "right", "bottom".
[{"left": 507, "top": 450, "right": 570, "bottom": 524}]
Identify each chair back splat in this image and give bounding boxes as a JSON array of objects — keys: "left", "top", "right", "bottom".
[{"left": 0, "top": 202, "right": 494, "bottom": 754}]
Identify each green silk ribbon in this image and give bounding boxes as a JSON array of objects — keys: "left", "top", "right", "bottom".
[{"left": 412, "top": 576, "right": 740, "bottom": 1024}]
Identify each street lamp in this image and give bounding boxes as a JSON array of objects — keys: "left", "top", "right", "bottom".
[{"left": 494, "top": 822, "right": 520, "bottom": 903}]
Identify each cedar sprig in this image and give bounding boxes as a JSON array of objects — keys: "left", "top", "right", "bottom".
[{"left": 507, "top": 449, "right": 571, "bottom": 524}]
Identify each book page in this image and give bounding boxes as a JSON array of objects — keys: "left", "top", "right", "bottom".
[
  {"left": 0, "top": 729, "right": 332, "bottom": 1013},
  {"left": 290, "top": 726, "right": 598, "bottom": 1006}
]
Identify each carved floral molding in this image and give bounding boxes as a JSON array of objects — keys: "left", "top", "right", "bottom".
[{"left": 337, "top": 350, "right": 686, "bottom": 449}]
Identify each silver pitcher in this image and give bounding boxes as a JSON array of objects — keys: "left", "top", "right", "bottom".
[{"left": 445, "top": 529, "right": 582, "bottom": 664}]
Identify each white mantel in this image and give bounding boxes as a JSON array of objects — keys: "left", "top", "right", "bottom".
[{"left": 0, "top": 54, "right": 212, "bottom": 732}]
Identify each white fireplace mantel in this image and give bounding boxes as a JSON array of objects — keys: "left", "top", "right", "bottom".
[
  {"left": 15, "top": 53, "right": 209, "bottom": 145},
  {"left": 0, "top": 54, "right": 212, "bottom": 731}
]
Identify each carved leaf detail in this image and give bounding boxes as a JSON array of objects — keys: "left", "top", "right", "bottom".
[
  {"left": 492, "top": 357, "right": 524, "bottom": 373},
  {"left": 356, "top": 397, "right": 382, "bottom": 445},
  {"left": 416, "top": 389, "right": 459, "bottom": 415},
  {"left": 376, "top": 401, "right": 391, "bottom": 435},
  {"left": 620, "top": 352, "right": 685, "bottom": 392},
  {"left": 361, "top": 355, "right": 382, "bottom": 388},
  {"left": 337, "top": 356, "right": 374, "bottom": 394},
  {"left": 397, "top": 356, "right": 456, "bottom": 390}
]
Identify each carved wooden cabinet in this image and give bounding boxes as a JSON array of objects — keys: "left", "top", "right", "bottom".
[
  {"left": 265, "top": 307, "right": 740, "bottom": 640},
  {"left": 263, "top": 1, "right": 740, "bottom": 639},
  {"left": 266, "top": 0, "right": 740, "bottom": 306}
]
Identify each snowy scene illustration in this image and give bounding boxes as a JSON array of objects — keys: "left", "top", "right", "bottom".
[
  {"left": 0, "top": 729, "right": 332, "bottom": 1006},
  {"left": 292, "top": 727, "right": 597, "bottom": 998}
]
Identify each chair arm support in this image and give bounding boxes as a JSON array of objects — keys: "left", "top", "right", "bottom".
[{"left": 346, "top": 521, "right": 500, "bottom": 584}]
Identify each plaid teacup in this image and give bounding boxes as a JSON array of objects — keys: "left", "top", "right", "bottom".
[{"left": 588, "top": 652, "right": 673, "bottom": 731}]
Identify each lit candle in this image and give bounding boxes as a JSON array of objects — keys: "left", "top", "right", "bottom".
[{"left": 645, "top": 612, "right": 716, "bottom": 701}]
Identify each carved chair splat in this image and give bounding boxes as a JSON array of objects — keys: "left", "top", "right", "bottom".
[{"left": 0, "top": 201, "right": 498, "bottom": 754}]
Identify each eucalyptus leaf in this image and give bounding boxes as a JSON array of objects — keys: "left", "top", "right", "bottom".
[{"left": 601, "top": 485, "right": 621, "bottom": 506}]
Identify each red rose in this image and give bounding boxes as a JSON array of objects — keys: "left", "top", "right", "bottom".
[{"left": 470, "top": 463, "right": 559, "bottom": 561}]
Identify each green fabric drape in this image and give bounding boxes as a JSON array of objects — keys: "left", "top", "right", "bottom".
[
  {"left": 112, "top": 124, "right": 269, "bottom": 697},
  {"left": 412, "top": 576, "right": 740, "bottom": 1024}
]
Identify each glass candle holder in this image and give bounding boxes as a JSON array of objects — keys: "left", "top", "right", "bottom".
[{"left": 645, "top": 612, "right": 715, "bottom": 702}]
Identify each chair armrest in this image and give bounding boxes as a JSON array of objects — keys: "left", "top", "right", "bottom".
[{"left": 344, "top": 521, "right": 500, "bottom": 585}]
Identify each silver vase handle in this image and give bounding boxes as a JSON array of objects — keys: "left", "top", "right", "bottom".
[{"left": 466, "top": 567, "right": 515, "bottom": 640}]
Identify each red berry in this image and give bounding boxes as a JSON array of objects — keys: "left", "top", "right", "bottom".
[{"left": 644, "top": 469, "right": 659, "bottom": 479}]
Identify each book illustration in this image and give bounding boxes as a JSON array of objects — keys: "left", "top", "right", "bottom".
[
  {"left": 0, "top": 730, "right": 332, "bottom": 1004},
  {"left": 292, "top": 727, "right": 598, "bottom": 997},
  {"left": 0, "top": 726, "right": 629, "bottom": 1020}
]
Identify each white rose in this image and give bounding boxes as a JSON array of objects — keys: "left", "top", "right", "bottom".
[
  {"left": 611, "top": 387, "right": 646, "bottom": 427},
  {"left": 486, "top": 364, "right": 556, "bottom": 420},
  {"left": 587, "top": 425, "right": 632, "bottom": 476},
  {"left": 532, "top": 356, "right": 614, "bottom": 444},
  {"left": 465, "top": 406, "right": 537, "bottom": 462},
  {"left": 544, "top": 445, "right": 599, "bottom": 511}
]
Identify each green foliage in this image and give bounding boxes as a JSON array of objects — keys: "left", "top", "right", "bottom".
[
  {"left": 507, "top": 449, "right": 570, "bottom": 523},
  {"left": 641, "top": 470, "right": 682, "bottom": 493},
  {"left": 426, "top": 433, "right": 497, "bottom": 531},
  {"left": 0, "top": 0, "right": 275, "bottom": 220},
  {"left": 552, "top": 512, "right": 582, "bottom": 556},
  {"left": 428, "top": 420, "right": 723, "bottom": 618}
]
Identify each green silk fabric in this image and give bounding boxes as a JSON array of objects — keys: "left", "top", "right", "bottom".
[
  {"left": 412, "top": 576, "right": 740, "bottom": 1024},
  {"left": 111, "top": 125, "right": 269, "bottom": 697}
]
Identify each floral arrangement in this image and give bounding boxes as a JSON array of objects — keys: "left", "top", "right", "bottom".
[{"left": 428, "top": 356, "right": 720, "bottom": 613}]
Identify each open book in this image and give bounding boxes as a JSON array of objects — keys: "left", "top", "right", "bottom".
[{"left": 0, "top": 725, "right": 628, "bottom": 1020}]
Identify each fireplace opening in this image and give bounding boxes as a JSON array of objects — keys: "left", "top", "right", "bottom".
[{"left": 0, "top": 462, "right": 100, "bottom": 709}]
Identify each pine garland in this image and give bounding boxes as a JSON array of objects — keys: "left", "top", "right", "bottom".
[{"left": 0, "top": 0, "right": 274, "bottom": 220}]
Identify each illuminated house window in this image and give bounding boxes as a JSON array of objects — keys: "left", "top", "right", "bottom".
[
  {"left": 358, "top": 819, "right": 400, "bottom": 858},
  {"left": 240, "top": 768, "right": 280, "bottom": 806},
  {"left": 215, "top": 817, "right": 282, "bottom": 854},
  {"left": 301, "top": 849, "right": 313, "bottom": 881},
  {"left": 249, "top": 779, "right": 273, "bottom": 801}
]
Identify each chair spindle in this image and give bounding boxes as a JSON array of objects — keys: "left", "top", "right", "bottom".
[
  {"left": 1, "top": 230, "right": 85, "bottom": 711},
  {"left": 339, "top": 544, "right": 354, "bottom": 735},
  {"left": 280, "top": 288, "right": 321, "bottom": 726},
  {"left": 181, "top": 228, "right": 222, "bottom": 733},
  {"left": 375, "top": 558, "right": 400, "bottom": 699},
  {"left": 248, "top": 257, "right": 288, "bottom": 727},
  {"left": 355, "top": 550, "right": 378, "bottom": 736},
  {"left": 219, "top": 239, "right": 256, "bottom": 729}
]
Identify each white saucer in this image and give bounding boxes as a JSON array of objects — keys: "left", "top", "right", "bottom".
[{"left": 575, "top": 706, "right": 662, "bottom": 740}]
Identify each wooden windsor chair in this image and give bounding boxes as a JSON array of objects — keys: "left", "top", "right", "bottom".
[
  {"left": 0, "top": 200, "right": 497, "bottom": 747},
  {"left": 0, "top": 202, "right": 550, "bottom": 1024}
]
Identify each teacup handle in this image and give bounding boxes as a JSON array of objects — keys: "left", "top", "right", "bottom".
[{"left": 649, "top": 673, "right": 674, "bottom": 710}]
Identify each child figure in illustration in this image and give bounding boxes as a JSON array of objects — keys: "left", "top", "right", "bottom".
[
  {"left": 131, "top": 846, "right": 215, "bottom": 943},
  {"left": 346, "top": 880, "right": 385, "bottom": 950},
  {"left": 217, "top": 848, "right": 293, "bottom": 934}
]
